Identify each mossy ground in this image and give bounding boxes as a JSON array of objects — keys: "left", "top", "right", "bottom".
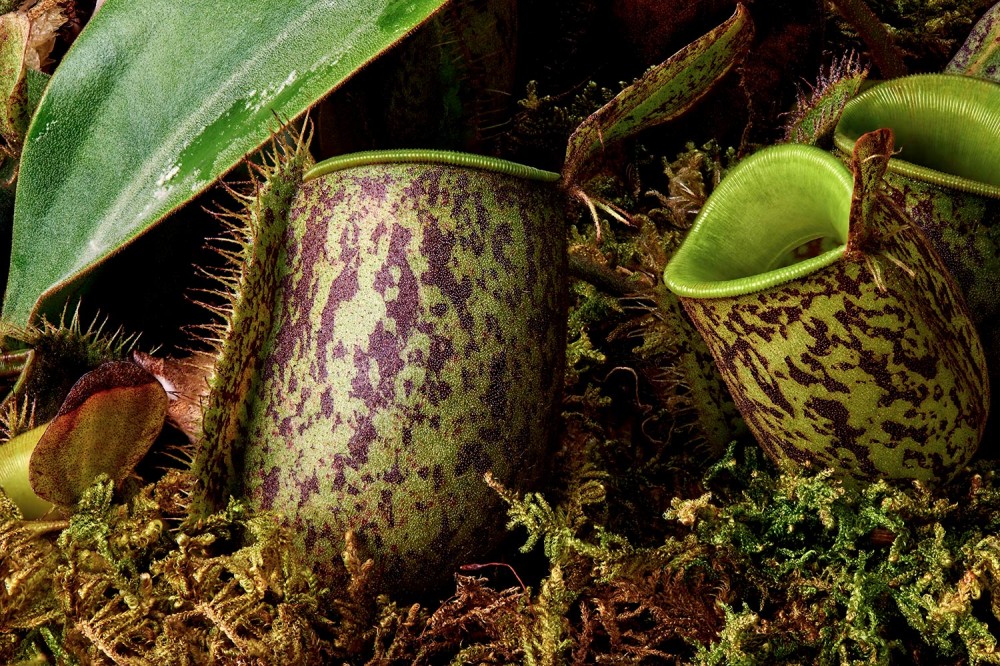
[{"left": 2, "top": 1, "right": 1000, "bottom": 663}]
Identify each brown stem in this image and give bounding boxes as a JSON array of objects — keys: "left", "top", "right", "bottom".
[
  {"left": 830, "top": 0, "right": 907, "bottom": 78},
  {"left": 568, "top": 248, "right": 641, "bottom": 297}
]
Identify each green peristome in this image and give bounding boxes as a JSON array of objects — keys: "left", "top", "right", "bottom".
[
  {"left": 833, "top": 74, "right": 1000, "bottom": 196},
  {"left": 833, "top": 73, "right": 1000, "bottom": 379},
  {"left": 664, "top": 138, "right": 989, "bottom": 484},
  {"left": 0, "top": 424, "right": 52, "bottom": 519},
  {"left": 232, "top": 150, "right": 566, "bottom": 592}
]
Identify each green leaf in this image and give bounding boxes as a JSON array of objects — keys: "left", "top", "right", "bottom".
[
  {"left": 2, "top": 0, "right": 448, "bottom": 328},
  {"left": 946, "top": 1, "right": 1000, "bottom": 82},
  {"left": 562, "top": 3, "right": 753, "bottom": 185},
  {"left": 0, "top": 12, "right": 30, "bottom": 147},
  {"left": 28, "top": 360, "right": 167, "bottom": 506}
]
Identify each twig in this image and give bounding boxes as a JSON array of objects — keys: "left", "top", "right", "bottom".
[{"left": 830, "top": 0, "right": 907, "bottom": 78}]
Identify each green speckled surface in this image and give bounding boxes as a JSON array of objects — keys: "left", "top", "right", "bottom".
[
  {"left": 240, "top": 160, "right": 567, "bottom": 591},
  {"left": 833, "top": 74, "right": 1000, "bottom": 377},
  {"left": 670, "top": 136, "right": 989, "bottom": 483}
]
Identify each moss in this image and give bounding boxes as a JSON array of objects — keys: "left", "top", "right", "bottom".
[
  {"left": 0, "top": 469, "right": 346, "bottom": 664},
  {"left": 501, "top": 80, "right": 618, "bottom": 169},
  {"left": 5, "top": 226, "right": 1000, "bottom": 666}
]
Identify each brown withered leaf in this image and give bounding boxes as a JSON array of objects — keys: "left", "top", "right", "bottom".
[
  {"left": 23, "top": 0, "right": 68, "bottom": 71},
  {"left": 133, "top": 350, "right": 214, "bottom": 442},
  {"left": 28, "top": 360, "right": 168, "bottom": 506}
]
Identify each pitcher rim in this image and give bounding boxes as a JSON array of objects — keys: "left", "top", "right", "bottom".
[{"left": 304, "top": 149, "right": 562, "bottom": 184}]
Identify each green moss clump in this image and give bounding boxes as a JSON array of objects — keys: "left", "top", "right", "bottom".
[{"left": 0, "top": 469, "right": 348, "bottom": 664}]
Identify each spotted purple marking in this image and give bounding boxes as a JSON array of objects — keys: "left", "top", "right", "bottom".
[
  {"left": 491, "top": 221, "right": 517, "bottom": 272},
  {"left": 403, "top": 166, "right": 444, "bottom": 209},
  {"left": 320, "top": 388, "right": 336, "bottom": 418},
  {"left": 426, "top": 380, "right": 453, "bottom": 406},
  {"left": 420, "top": 215, "right": 474, "bottom": 331},
  {"left": 274, "top": 180, "right": 347, "bottom": 372},
  {"left": 804, "top": 397, "right": 875, "bottom": 475},
  {"left": 259, "top": 467, "right": 281, "bottom": 510},
  {"left": 454, "top": 440, "right": 492, "bottom": 477},
  {"left": 379, "top": 490, "right": 395, "bottom": 528},
  {"left": 384, "top": 460, "right": 405, "bottom": 484},
  {"left": 485, "top": 353, "right": 510, "bottom": 420},
  {"left": 427, "top": 335, "right": 454, "bottom": 374},
  {"left": 365, "top": 320, "right": 407, "bottom": 404},
  {"left": 346, "top": 417, "right": 375, "bottom": 467},
  {"left": 297, "top": 471, "right": 320, "bottom": 508},
  {"left": 358, "top": 173, "right": 392, "bottom": 203},
  {"left": 373, "top": 223, "right": 420, "bottom": 339},
  {"left": 316, "top": 219, "right": 365, "bottom": 377},
  {"left": 881, "top": 420, "right": 930, "bottom": 442}
]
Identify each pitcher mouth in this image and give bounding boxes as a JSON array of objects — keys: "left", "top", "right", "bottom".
[
  {"left": 664, "top": 144, "right": 853, "bottom": 299},
  {"left": 304, "top": 149, "right": 562, "bottom": 184},
  {"left": 834, "top": 74, "right": 1000, "bottom": 199}
]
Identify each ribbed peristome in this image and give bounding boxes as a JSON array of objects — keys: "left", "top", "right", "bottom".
[
  {"left": 664, "top": 144, "right": 853, "bottom": 299},
  {"left": 834, "top": 73, "right": 1000, "bottom": 198},
  {"left": 304, "top": 149, "right": 561, "bottom": 184}
]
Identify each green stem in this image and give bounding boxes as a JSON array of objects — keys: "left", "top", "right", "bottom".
[{"left": 830, "top": 0, "right": 907, "bottom": 79}]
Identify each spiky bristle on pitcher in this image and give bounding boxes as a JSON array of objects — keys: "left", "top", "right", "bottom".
[
  {"left": 0, "top": 305, "right": 138, "bottom": 422},
  {"left": 188, "top": 123, "right": 313, "bottom": 515}
]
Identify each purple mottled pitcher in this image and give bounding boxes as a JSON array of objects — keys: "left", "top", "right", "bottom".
[
  {"left": 237, "top": 150, "right": 567, "bottom": 592},
  {"left": 834, "top": 74, "right": 1000, "bottom": 380}
]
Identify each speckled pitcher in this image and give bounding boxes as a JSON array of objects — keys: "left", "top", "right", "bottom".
[
  {"left": 665, "top": 133, "right": 989, "bottom": 484},
  {"left": 235, "top": 150, "right": 568, "bottom": 592},
  {"left": 834, "top": 73, "right": 1000, "bottom": 378}
]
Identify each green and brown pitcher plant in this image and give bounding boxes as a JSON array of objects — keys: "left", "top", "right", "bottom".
[
  {"left": 834, "top": 73, "right": 1000, "bottom": 391},
  {"left": 665, "top": 130, "right": 989, "bottom": 484}
]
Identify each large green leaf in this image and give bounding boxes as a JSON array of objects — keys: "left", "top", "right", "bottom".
[{"left": 2, "top": 0, "right": 448, "bottom": 328}]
